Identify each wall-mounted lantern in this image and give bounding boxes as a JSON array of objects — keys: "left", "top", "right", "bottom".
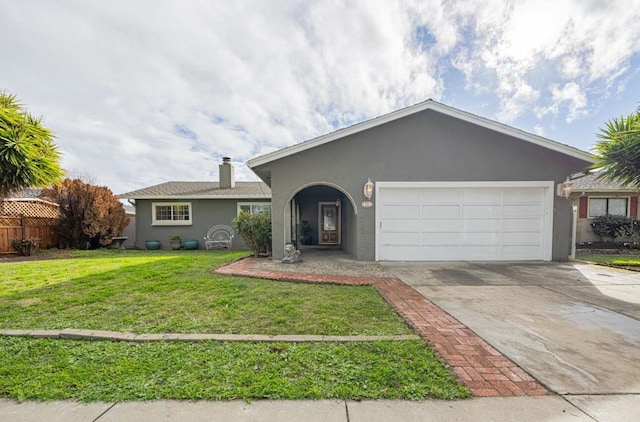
[
  {"left": 362, "top": 178, "right": 374, "bottom": 208},
  {"left": 557, "top": 177, "right": 572, "bottom": 199}
]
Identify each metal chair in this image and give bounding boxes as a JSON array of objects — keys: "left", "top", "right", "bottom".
[{"left": 204, "top": 225, "right": 234, "bottom": 250}]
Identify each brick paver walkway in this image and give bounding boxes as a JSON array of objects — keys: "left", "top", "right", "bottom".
[{"left": 216, "top": 258, "right": 548, "bottom": 397}]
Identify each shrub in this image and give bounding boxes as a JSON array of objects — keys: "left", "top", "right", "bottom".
[
  {"left": 590, "top": 215, "right": 634, "bottom": 241},
  {"left": 232, "top": 211, "right": 272, "bottom": 257},
  {"left": 42, "top": 179, "right": 129, "bottom": 249}
]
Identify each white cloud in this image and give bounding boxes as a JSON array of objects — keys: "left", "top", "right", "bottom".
[{"left": 0, "top": 0, "right": 638, "bottom": 194}]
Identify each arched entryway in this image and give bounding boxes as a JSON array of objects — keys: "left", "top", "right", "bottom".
[{"left": 284, "top": 183, "right": 358, "bottom": 256}]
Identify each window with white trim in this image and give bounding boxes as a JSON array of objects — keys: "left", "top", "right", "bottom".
[
  {"left": 152, "top": 202, "right": 192, "bottom": 225},
  {"left": 588, "top": 198, "right": 628, "bottom": 218},
  {"left": 237, "top": 202, "right": 271, "bottom": 215}
]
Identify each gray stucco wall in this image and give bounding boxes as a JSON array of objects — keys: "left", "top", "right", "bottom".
[
  {"left": 262, "top": 109, "right": 591, "bottom": 261},
  {"left": 134, "top": 199, "right": 271, "bottom": 250}
]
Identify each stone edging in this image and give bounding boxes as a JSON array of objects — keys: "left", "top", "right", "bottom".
[{"left": 0, "top": 329, "right": 419, "bottom": 343}]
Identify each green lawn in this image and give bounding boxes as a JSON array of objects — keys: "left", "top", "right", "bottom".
[
  {"left": 0, "top": 338, "right": 467, "bottom": 401},
  {"left": 0, "top": 250, "right": 411, "bottom": 335},
  {"left": 0, "top": 250, "right": 469, "bottom": 401},
  {"left": 578, "top": 254, "right": 640, "bottom": 269}
]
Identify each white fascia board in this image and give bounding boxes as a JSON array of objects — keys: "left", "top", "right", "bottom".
[
  {"left": 118, "top": 194, "right": 271, "bottom": 200},
  {"left": 375, "top": 181, "right": 555, "bottom": 189},
  {"left": 247, "top": 100, "right": 594, "bottom": 168},
  {"left": 573, "top": 188, "right": 640, "bottom": 193}
]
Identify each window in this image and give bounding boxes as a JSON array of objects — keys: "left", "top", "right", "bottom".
[
  {"left": 152, "top": 202, "right": 192, "bottom": 225},
  {"left": 588, "top": 198, "right": 628, "bottom": 218},
  {"left": 237, "top": 202, "right": 271, "bottom": 215}
]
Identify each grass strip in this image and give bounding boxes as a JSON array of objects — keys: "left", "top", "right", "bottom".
[
  {"left": 578, "top": 254, "right": 640, "bottom": 269},
  {"left": 0, "top": 337, "right": 469, "bottom": 401}
]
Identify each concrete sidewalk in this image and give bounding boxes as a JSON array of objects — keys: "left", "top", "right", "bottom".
[{"left": 2, "top": 396, "right": 639, "bottom": 421}]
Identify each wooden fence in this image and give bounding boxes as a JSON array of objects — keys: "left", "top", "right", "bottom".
[{"left": 0, "top": 216, "right": 57, "bottom": 254}]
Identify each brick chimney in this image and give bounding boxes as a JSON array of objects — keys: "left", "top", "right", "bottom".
[{"left": 219, "top": 157, "right": 235, "bottom": 189}]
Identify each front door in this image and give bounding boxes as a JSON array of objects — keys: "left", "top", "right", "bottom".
[{"left": 319, "top": 203, "right": 340, "bottom": 245}]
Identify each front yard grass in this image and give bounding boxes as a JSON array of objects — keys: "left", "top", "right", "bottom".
[
  {"left": 0, "top": 338, "right": 468, "bottom": 401},
  {"left": 0, "top": 250, "right": 470, "bottom": 401},
  {"left": 578, "top": 254, "right": 640, "bottom": 269},
  {"left": 0, "top": 250, "right": 411, "bottom": 335}
]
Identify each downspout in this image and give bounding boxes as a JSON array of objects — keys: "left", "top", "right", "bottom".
[{"left": 570, "top": 204, "right": 577, "bottom": 260}]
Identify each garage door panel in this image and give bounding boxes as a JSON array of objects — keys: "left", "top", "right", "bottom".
[
  {"left": 421, "top": 190, "right": 461, "bottom": 203},
  {"left": 502, "top": 189, "right": 543, "bottom": 202},
  {"left": 503, "top": 218, "right": 541, "bottom": 231},
  {"left": 381, "top": 246, "right": 423, "bottom": 261},
  {"left": 422, "top": 219, "right": 460, "bottom": 232},
  {"left": 384, "top": 219, "right": 421, "bottom": 232},
  {"left": 382, "top": 189, "right": 420, "bottom": 203},
  {"left": 462, "top": 232, "right": 500, "bottom": 245},
  {"left": 378, "top": 185, "right": 550, "bottom": 261},
  {"left": 382, "top": 205, "right": 420, "bottom": 219},
  {"left": 463, "top": 189, "right": 501, "bottom": 203},
  {"left": 422, "top": 232, "right": 462, "bottom": 246},
  {"left": 380, "top": 232, "right": 420, "bottom": 246},
  {"left": 463, "top": 218, "right": 501, "bottom": 232},
  {"left": 502, "top": 232, "right": 541, "bottom": 245},
  {"left": 462, "top": 205, "right": 501, "bottom": 218},
  {"left": 503, "top": 204, "right": 542, "bottom": 217},
  {"left": 421, "top": 246, "right": 462, "bottom": 260},
  {"left": 502, "top": 245, "right": 543, "bottom": 259},
  {"left": 422, "top": 205, "right": 460, "bottom": 218},
  {"left": 461, "top": 245, "right": 501, "bottom": 259}
]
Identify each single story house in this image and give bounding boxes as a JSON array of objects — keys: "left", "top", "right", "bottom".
[
  {"left": 570, "top": 172, "right": 640, "bottom": 243},
  {"left": 118, "top": 158, "right": 271, "bottom": 250},
  {"left": 247, "top": 99, "right": 594, "bottom": 261}
]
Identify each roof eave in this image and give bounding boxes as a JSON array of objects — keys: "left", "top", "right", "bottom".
[
  {"left": 117, "top": 194, "right": 272, "bottom": 200},
  {"left": 247, "top": 100, "right": 595, "bottom": 168}
]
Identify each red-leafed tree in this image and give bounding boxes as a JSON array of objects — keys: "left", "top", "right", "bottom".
[{"left": 43, "top": 179, "right": 129, "bottom": 249}]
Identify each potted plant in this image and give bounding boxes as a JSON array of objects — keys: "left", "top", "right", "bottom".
[
  {"left": 145, "top": 240, "right": 161, "bottom": 250},
  {"left": 170, "top": 235, "right": 182, "bottom": 250},
  {"left": 183, "top": 239, "right": 199, "bottom": 250},
  {"left": 298, "top": 220, "right": 313, "bottom": 245}
]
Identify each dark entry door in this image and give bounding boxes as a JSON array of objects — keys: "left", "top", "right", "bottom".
[{"left": 319, "top": 204, "right": 340, "bottom": 245}]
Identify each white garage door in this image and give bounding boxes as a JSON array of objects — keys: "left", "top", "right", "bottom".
[{"left": 376, "top": 182, "right": 553, "bottom": 261}]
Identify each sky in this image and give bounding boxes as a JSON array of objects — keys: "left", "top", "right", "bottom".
[{"left": 1, "top": 0, "right": 640, "bottom": 195}]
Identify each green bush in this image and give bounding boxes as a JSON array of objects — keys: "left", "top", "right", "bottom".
[
  {"left": 590, "top": 215, "right": 635, "bottom": 241},
  {"left": 232, "top": 211, "right": 272, "bottom": 257}
]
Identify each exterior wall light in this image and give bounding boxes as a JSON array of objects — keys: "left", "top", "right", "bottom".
[
  {"left": 557, "top": 177, "right": 572, "bottom": 199},
  {"left": 362, "top": 178, "right": 374, "bottom": 208}
]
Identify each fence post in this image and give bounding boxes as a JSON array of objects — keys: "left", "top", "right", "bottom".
[{"left": 20, "top": 215, "right": 26, "bottom": 240}]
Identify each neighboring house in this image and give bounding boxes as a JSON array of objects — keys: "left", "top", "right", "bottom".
[
  {"left": 247, "top": 99, "right": 594, "bottom": 261},
  {"left": 118, "top": 158, "right": 271, "bottom": 250},
  {"left": 570, "top": 172, "right": 640, "bottom": 243}
]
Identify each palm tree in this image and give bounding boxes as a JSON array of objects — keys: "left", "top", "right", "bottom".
[
  {"left": 0, "top": 92, "right": 64, "bottom": 203},
  {"left": 592, "top": 109, "right": 640, "bottom": 187}
]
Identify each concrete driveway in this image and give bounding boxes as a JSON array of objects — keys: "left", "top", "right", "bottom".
[{"left": 383, "top": 261, "right": 640, "bottom": 396}]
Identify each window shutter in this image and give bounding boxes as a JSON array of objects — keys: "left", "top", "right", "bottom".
[
  {"left": 631, "top": 197, "right": 638, "bottom": 218},
  {"left": 579, "top": 196, "right": 588, "bottom": 219}
]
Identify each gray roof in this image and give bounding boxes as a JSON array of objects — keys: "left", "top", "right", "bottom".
[
  {"left": 8, "top": 188, "right": 43, "bottom": 199},
  {"left": 571, "top": 172, "right": 640, "bottom": 192},
  {"left": 118, "top": 181, "right": 271, "bottom": 199}
]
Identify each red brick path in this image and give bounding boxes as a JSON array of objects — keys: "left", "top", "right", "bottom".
[{"left": 215, "top": 258, "right": 548, "bottom": 397}]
